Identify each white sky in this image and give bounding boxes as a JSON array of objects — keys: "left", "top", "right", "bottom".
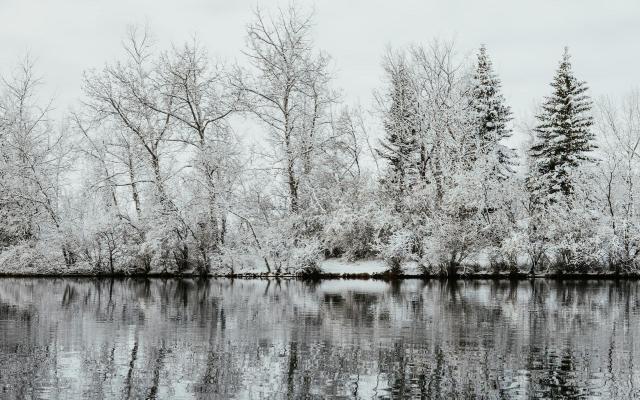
[{"left": 1, "top": 0, "right": 639, "bottom": 140}]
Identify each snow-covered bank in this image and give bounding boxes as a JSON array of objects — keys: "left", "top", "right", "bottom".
[{"left": 1, "top": 251, "right": 638, "bottom": 279}]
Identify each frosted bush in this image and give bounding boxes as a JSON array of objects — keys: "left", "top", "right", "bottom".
[
  {"left": 379, "top": 229, "right": 415, "bottom": 274},
  {"left": 322, "top": 206, "right": 388, "bottom": 261},
  {"left": 289, "top": 239, "right": 322, "bottom": 276}
]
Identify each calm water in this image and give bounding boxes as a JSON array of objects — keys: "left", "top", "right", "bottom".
[{"left": 0, "top": 278, "right": 639, "bottom": 399}]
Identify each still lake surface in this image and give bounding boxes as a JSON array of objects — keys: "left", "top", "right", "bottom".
[{"left": 0, "top": 278, "right": 639, "bottom": 399}]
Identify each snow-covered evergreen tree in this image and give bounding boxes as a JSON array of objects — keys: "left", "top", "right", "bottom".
[
  {"left": 527, "top": 48, "right": 595, "bottom": 203},
  {"left": 377, "top": 56, "right": 420, "bottom": 210},
  {"left": 469, "top": 45, "right": 515, "bottom": 177}
]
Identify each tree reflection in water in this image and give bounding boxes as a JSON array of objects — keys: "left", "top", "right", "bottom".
[{"left": 0, "top": 278, "right": 638, "bottom": 399}]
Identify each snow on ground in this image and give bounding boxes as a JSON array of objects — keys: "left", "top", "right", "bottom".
[
  {"left": 222, "top": 257, "right": 391, "bottom": 276},
  {"left": 223, "top": 254, "right": 270, "bottom": 275},
  {"left": 320, "top": 258, "right": 388, "bottom": 275}
]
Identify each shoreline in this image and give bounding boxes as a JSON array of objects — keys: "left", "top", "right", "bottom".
[{"left": 0, "top": 271, "right": 639, "bottom": 280}]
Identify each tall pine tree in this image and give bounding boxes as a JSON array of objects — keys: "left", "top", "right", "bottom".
[
  {"left": 377, "top": 57, "right": 420, "bottom": 210},
  {"left": 469, "top": 45, "right": 515, "bottom": 177},
  {"left": 527, "top": 48, "right": 595, "bottom": 203}
]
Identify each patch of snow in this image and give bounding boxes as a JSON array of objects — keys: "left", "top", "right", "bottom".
[
  {"left": 220, "top": 254, "right": 269, "bottom": 275},
  {"left": 320, "top": 258, "right": 388, "bottom": 275}
]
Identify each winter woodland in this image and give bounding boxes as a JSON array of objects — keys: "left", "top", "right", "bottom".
[{"left": 0, "top": 5, "right": 637, "bottom": 277}]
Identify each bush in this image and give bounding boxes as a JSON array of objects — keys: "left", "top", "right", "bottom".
[
  {"left": 322, "top": 205, "right": 389, "bottom": 261},
  {"left": 290, "top": 240, "right": 322, "bottom": 276},
  {"left": 379, "top": 229, "right": 415, "bottom": 275},
  {"left": 488, "top": 249, "right": 519, "bottom": 274}
]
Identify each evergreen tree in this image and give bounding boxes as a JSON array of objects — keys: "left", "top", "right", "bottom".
[
  {"left": 527, "top": 48, "right": 595, "bottom": 203},
  {"left": 469, "top": 45, "right": 515, "bottom": 177},
  {"left": 377, "top": 58, "right": 420, "bottom": 209}
]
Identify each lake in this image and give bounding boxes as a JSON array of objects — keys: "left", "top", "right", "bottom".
[{"left": 0, "top": 278, "right": 638, "bottom": 399}]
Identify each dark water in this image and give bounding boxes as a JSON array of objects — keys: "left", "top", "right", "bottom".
[{"left": 0, "top": 279, "right": 639, "bottom": 399}]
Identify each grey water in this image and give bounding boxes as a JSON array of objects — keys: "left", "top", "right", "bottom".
[{"left": 0, "top": 278, "right": 639, "bottom": 399}]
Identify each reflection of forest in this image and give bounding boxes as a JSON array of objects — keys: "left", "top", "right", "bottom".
[{"left": 0, "top": 278, "right": 639, "bottom": 399}]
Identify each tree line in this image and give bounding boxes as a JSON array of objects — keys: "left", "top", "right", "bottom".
[{"left": 0, "top": 5, "right": 636, "bottom": 276}]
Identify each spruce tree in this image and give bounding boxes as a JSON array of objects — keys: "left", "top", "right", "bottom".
[
  {"left": 528, "top": 48, "right": 595, "bottom": 203},
  {"left": 377, "top": 59, "right": 420, "bottom": 209},
  {"left": 470, "top": 45, "right": 515, "bottom": 177}
]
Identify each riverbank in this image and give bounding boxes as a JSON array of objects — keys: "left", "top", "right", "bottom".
[{"left": 1, "top": 256, "right": 638, "bottom": 279}]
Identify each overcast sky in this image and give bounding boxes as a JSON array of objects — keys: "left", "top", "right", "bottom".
[{"left": 1, "top": 0, "right": 639, "bottom": 138}]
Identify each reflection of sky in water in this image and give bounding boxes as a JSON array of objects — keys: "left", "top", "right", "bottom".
[{"left": 0, "top": 278, "right": 637, "bottom": 399}]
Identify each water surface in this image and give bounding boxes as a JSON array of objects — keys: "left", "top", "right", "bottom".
[{"left": 0, "top": 278, "right": 639, "bottom": 399}]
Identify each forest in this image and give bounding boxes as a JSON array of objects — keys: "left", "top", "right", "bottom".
[{"left": 0, "top": 5, "right": 638, "bottom": 277}]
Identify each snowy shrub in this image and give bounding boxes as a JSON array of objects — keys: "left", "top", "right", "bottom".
[
  {"left": 137, "top": 215, "right": 193, "bottom": 275},
  {"left": 259, "top": 216, "right": 296, "bottom": 274},
  {"left": 499, "top": 229, "right": 529, "bottom": 272},
  {"left": 0, "top": 241, "right": 47, "bottom": 274},
  {"left": 538, "top": 204, "right": 596, "bottom": 273},
  {"left": 0, "top": 239, "right": 95, "bottom": 275},
  {"left": 486, "top": 249, "right": 515, "bottom": 274},
  {"left": 322, "top": 205, "right": 387, "bottom": 261},
  {"left": 419, "top": 211, "right": 484, "bottom": 276},
  {"left": 289, "top": 240, "right": 323, "bottom": 276},
  {"left": 604, "top": 220, "right": 640, "bottom": 274},
  {"left": 0, "top": 205, "right": 34, "bottom": 248},
  {"left": 379, "top": 229, "right": 415, "bottom": 274}
]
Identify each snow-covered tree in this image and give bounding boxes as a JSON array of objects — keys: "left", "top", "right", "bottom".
[
  {"left": 0, "top": 59, "right": 75, "bottom": 264},
  {"left": 156, "top": 40, "right": 241, "bottom": 272},
  {"left": 375, "top": 41, "right": 495, "bottom": 275},
  {"left": 593, "top": 92, "right": 640, "bottom": 273},
  {"left": 79, "top": 27, "right": 244, "bottom": 274},
  {"left": 237, "top": 5, "right": 336, "bottom": 215},
  {"left": 376, "top": 52, "right": 420, "bottom": 210},
  {"left": 527, "top": 48, "right": 596, "bottom": 204},
  {"left": 469, "top": 45, "right": 515, "bottom": 177},
  {"left": 409, "top": 40, "right": 474, "bottom": 204}
]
